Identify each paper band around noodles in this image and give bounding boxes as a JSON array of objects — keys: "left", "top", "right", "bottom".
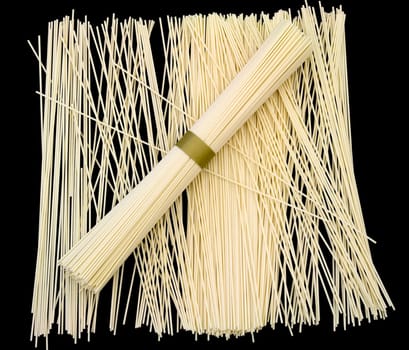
[{"left": 176, "top": 131, "right": 215, "bottom": 168}]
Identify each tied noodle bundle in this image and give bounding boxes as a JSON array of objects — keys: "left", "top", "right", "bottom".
[{"left": 59, "top": 19, "right": 312, "bottom": 293}]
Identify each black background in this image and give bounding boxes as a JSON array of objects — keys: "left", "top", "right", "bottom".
[{"left": 8, "top": 0, "right": 406, "bottom": 349}]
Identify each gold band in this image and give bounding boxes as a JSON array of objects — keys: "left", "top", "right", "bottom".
[{"left": 176, "top": 131, "right": 215, "bottom": 168}]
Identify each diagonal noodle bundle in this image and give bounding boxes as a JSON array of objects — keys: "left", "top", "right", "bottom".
[
  {"left": 58, "top": 19, "right": 312, "bottom": 294},
  {"left": 30, "top": 6, "right": 393, "bottom": 346}
]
